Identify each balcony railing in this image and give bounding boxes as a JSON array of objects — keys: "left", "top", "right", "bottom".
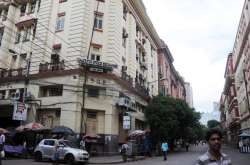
[
  {"left": 0, "top": 68, "right": 26, "bottom": 78},
  {"left": 121, "top": 72, "right": 133, "bottom": 85},
  {"left": 39, "top": 62, "right": 65, "bottom": 73},
  {"left": 135, "top": 83, "right": 149, "bottom": 97}
]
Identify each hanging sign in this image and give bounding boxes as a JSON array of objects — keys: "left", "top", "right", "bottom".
[
  {"left": 123, "top": 115, "right": 131, "bottom": 130},
  {"left": 12, "top": 102, "right": 27, "bottom": 121}
]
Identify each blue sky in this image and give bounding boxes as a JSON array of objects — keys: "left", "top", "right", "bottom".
[{"left": 142, "top": 0, "right": 244, "bottom": 112}]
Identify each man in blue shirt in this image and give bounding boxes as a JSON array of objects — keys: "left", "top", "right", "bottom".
[{"left": 161, "top": 141, "right": 168, "bottom": 161}]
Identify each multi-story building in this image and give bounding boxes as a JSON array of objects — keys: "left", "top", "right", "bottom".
[
  {"left": 221, "top": 53, "right": 240, "bottom": 146},
  {"left": 158, "top": 40, "right": 186, "bottom": 100},
  {"left": 0, "top": 0, "right": 161, "bottom": 154},
  {"left": 184, "top": 82, "right": 193, "bottom": 108},
  {"left": 232, "top": 0, "right": 250, "bottom": 135}
]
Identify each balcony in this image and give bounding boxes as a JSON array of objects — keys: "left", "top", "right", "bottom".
[
  {"left": 135, "top": 83, "right": 149, "bottom": 97},
  {"left": 39, "top": 62, "right": 65, "bottom": 73},
  {"left": 121, "top": 72, "right": 133, "bottom": 85},
  {"left": 0, "top": 68, "right": 26, "bottom": 78},
  {"left": 116, "top": 97, "right": 136, "bottom": 112},
  {"left": 15, "top": 14, "right": 37, "bottom": 29}
]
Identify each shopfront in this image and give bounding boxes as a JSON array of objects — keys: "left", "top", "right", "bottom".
[{"left": 0, "top": 105, "right": 20, "bottom": 128}]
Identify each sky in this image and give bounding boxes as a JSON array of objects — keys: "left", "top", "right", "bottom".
[{"left": 142, "top": 0, "right": 245, "bottom": 113}]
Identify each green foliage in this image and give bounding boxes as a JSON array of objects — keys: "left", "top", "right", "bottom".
[
  {"left": 145, "top": 96, "right": 204, "bottom": 145},
  {"left": 207, "top": 120, "right": 220, "bottom": 129}
]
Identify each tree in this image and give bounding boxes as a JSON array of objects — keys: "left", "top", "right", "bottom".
[
  {"left": 207, "top": 120, "right": 220, "bottom": 129},
  {"left": 145, "top": 96, "right": 203, "bottom": 150}
]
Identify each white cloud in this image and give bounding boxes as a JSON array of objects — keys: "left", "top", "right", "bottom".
[{"left": 142, "top": 0, "right": 244, "bottom": 112}]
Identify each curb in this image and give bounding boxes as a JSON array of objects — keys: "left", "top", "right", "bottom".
[{"left": 88, "top": 156, "right": 145, "bottom": 164}]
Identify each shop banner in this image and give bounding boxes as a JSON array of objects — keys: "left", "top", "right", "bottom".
[
  {"left": 123, "top": 115, "right": 131, "bottom": 130},
  {"left": 12, "top": 102, "right": 27, "bottom": 121}
]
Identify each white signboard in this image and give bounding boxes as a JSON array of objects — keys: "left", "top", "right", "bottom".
[
  {"left": 123, "top": 116, "right": 131, "bottom": 130},
  {"left": 12, "top": 102, "right": 27, "bottom": 121}
]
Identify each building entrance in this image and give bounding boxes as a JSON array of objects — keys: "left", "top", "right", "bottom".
[{"left": 0, "top": 105, "right": 20, "bottom": 128}]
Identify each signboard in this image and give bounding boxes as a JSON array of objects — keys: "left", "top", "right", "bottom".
[
  {"left": 78, "top": 59, "right": 117, "bottom": 72},
  {"left": 123, "top": 115, "right": 131, "bottom": 130},
  {"left": 12, "top": 102, "right": 27, "bottom": 121}
]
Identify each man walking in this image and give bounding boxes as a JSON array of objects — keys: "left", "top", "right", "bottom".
[
  {"left": 196, "top": 129, "right": 232, "bottom": 165},
  {"left": 161, "top": 140, "right": 168, "bottom": 161},
  {"left": 121, "top": 141, "right": 129, "bottom": 162},
  {"left": 0, "top": 130, "right": 6, "bottom": 165}
]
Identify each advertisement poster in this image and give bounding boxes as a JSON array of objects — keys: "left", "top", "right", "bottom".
[
  {"left": 123, "top": 115, "right": 131, "bottom": 130},
  {"left": 12, "top": 102, "right": 27, "bottom": 121}
]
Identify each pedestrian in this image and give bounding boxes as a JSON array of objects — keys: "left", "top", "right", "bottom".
[
  {"left": 161, "top": 140, "right": 168, "bottom": 161},
  {"left": 52, "top": 140, "right": 60, "bottom": 165},
  {"left": 0, "top": 130, "right": 6, "bottom": 165},
  {"left": 238, "top": 140, "right": 243, "bottom": 153},
  {"left": 196, "top": 129, "right": 232, "bottom": 165},
  {"left": 121, "top": 141, "right": 129, "bottom": 162},
  {"left": 185, "top": 141, "right": 190, "bottom": 152},
  {"left": 80, "top": 136, "right": 86, "bottom": 150}
]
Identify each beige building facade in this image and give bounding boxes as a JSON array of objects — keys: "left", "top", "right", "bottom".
[
  {"left": 232, "top": 0, "right": 250, "bottom": 135},
  {"left": 0, "top": 0, "right": 161, "bottom": 154}
]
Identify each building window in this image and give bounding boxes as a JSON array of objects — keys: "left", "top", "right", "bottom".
[
  {"left": 0, "top": 28, "right": 4, "bottom": 46},
  {"left": 20, "top": 4, "right": 27, "bottom": 16},
  {"left": 28, "top": 1, "right": 36, "bottom": 13},
  {"left": 15, "top": 30, "right": 21, "bottom": 44},
  {"left": 39, "top": 85, "right": 63, "bottom": 97},
  {"left": 94, "top": 15, "right": 103, "bottom": 30},
  {"left": 88, "top": 88, "right": 99, "bottom": 97},
  {"left": 22, "top": 28, "right": 31, "bottom": 42},
  {"left": 37, "top": 0, "right": 41, "bottom": 12},
  {"left": 90, "top": 47, "right": 101, "bottom": 61},
  {"left": 122, "top": 29, "right": 128, "bottom": 47},
  {"left": 123, "top": 4, "right": 128, "bottom": 20},
  {"left": 91, "top": 54, "right": 101, "bottom": 61},
  {"left": 56, "top": 13, "right": 65, "bottom": 31},
  {"left": 59, "top": 0, "right": 67, "bottom": 3},
  {"left": 2, "top": 9, "right": 8, "bottom": 21},
  {"left": 87, "top": 111, "right": 97, "bottom": 119},
  {"left": 0, "top": 90, "right": 6, "bottom": 99}
]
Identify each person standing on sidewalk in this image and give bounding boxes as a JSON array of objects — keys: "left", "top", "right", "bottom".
[
  {"left": 238, "top": 140, "right": 243, "bottom": 153},
  {"left": 196, "top": 129, "right": 232, "bottom": 165},
  {"left": 121, "top": 142, "right": 129, "bottom": 162},
  {"left": 161, "top": 140, "right": 168, "bottom": 161},
  {"left": 0, "top": 130, "right": 6, "bottom": 165},
  {"left": 185, "top": 141, "right": 190, "bottom": 152}
]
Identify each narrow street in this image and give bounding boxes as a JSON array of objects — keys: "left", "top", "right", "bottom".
[{"left": 3, "top": 144, "right": 250, "bottom": 165}]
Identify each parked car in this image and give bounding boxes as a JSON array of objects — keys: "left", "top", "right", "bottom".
[{"left": 34, "top": 139, "right": 89, "bottom": 164}]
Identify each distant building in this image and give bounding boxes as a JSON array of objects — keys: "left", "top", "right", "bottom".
[
  {"left": 200, "top": 110, "right": 220, "bottom": 126},
  {"left": 185, "top": 82, "right": 193, "bottom": 108},
  {"left": 158, "top": 40, "right": 186, "bottom": 100}
]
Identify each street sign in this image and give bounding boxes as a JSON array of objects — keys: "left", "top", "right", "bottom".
[
  {"left": 123, "top": 115, "right": 131, "bottom": 130},
  {"left": 12, "top": 102, "right": 27, "bottom": 121}
]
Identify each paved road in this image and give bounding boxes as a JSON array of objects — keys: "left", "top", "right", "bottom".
[{"left": 2, "top": 144, "right": 250, "bottom": 165}]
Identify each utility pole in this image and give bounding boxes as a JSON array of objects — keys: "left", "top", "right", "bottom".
[{"left": 80, "top": 1, "right": 100, "bottom": 134}]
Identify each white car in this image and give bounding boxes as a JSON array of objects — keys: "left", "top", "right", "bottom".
[{"left": 34, "top": 139, "right": 89, "bottom": 164}]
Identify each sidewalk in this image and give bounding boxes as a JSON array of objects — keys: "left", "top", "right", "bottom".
[{"left": 88, "top": 155, "right": 145, "bottom": 164}]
